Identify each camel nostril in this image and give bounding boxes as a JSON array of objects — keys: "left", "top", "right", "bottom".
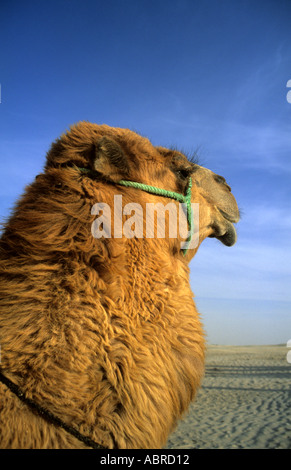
[
  {"left": 214, "top": 174, "right": 226, "bottom": 185},
  {"left": 214, "top": 174, "right": 231, "bottom": 192}
]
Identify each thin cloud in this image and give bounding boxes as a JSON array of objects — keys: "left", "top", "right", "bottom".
[
  {"left": 149, "top": 112, "right": 291, "bottom": 174},
  {"left": 217, "top": 121, "right": 291, "bottom": 173},
  {"left": 240, "top": 204, "right": 291, "bottom": 232}
]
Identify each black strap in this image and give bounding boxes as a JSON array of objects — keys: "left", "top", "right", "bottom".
[{"left": 0, "top": 370, "right": 107, "bottom": 449}]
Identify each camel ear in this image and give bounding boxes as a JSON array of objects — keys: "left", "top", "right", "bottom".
[{"left": 93, "top": 137, "right": 129, "bottom": 182}]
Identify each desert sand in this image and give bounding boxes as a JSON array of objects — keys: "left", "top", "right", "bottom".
[{"left": 165, "top": 345, "right": 291, "bottom": 449}]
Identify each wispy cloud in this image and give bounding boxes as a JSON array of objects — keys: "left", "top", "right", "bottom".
[
  {"left": 148, "top": 111, "right": 291, "bottom": 175},
  {"left": 239, "top": 204, "right": 291, "bottom": 234},
  {"left": 214, "top": 121, "right": 291, "bottom": 173}
]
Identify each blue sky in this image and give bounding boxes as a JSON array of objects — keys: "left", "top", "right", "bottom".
[{"left": 1, "top": 0, "right": 290, "bottom": 345}]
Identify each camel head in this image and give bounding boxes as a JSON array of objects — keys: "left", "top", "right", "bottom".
[
  {"left": 155, "top": 147, "right": 240, "bottom": 258},
  {"left": 46, "top": 122, "right": 239, "bottom": 260},
  {"left": 191, "top": 165, "right": 240, "bottom": 248}
]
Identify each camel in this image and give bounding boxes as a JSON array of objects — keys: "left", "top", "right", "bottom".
[{"left": 0, "top": 122, "right": 239, "bottom": 449}]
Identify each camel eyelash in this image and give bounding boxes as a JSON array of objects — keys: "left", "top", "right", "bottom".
[{"left": 185, "top": 152, "right": 200, "bottom": 166}]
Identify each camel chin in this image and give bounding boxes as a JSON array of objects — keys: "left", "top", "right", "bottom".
[
  {"left": 214, "top": 205, "right": 239, "bottom": 246},
  {"left": 208, "top": 218, "right": 237, "bottom": 246},
  {"left": 216, "top": 221, "right": 237, "bottom": 246}
]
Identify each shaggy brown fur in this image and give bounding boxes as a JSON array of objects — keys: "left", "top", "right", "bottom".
[{"left": 0, "top": 122, "right": 239, "bottom": 448}]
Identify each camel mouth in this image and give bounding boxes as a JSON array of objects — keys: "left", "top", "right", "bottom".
[
  {"left": 209, "top": 215, "right": 237, "bottom": 247},
  {"left": 211, "top": 207, "right": 239, "bottom": 247},
  {"left": 216, "top": 221, "right": 237, "bottom": 246}
]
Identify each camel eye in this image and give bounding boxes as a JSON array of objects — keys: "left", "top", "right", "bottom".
[{"left": 176, "top": 169, "right": 191, "bottom": 180}]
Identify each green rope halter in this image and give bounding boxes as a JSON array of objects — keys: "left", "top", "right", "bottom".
[
  {"left": 78, "top": 168, "right": 193, "bottom": 255},
  {"left": 118, "top": 178, "right": 193, "bottom": 256}
]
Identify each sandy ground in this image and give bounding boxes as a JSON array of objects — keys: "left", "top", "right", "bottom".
[{"left": 165, "top": 345, "right": 291, "bottom": 449}]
